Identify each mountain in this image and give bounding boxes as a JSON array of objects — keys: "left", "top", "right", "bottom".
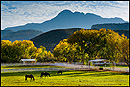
[
  {"left": 91, "top": 23, "right": 129, "bottom": 30},
  {"left": 30, "top": 28, "right": 82, "bottom": 52},
  {"left": 1, "top": 30, "right": 14, "bottom": 39},
  {"left": 1, "top": 29, "right": 43, "bottom": 41},
  {"left": 4, "top": 10, "right": 126, "bottom": 33},
  {"left": 30, "top": 28, "right": 129, "bottom": 52}
]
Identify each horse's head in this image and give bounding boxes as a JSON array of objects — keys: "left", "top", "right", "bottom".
[{"left": 49, "top": 73, "right": 51, "bottom": 77}]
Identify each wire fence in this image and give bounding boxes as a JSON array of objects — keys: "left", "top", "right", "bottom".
[{"left": 1, "top": 62, "right": 129, "bottom": 73}]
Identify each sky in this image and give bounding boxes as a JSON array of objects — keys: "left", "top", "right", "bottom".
[{"left": 1, "top": 1, "right": 129, "bottom": 30}]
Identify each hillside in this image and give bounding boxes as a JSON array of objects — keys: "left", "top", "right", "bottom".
[
  {"left": 30, "top": 28, "right": 129, "bottom": 52},
  {"left": 30, "top": 28, "right": 82, "bottom": 52},
  {"left": 91, "top": 23, "right": 129, "bottom": 30},
  {"left": 1, "top": 29, "right": 43, "bottom": 41},
  {"left": 1, "top": 30, "right": 14, "bottom": 39},
  {"left": 4, "top": 10, "right": 126, "bottom": 33}
]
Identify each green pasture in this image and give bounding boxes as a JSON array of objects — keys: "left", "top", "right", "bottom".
[{"left": 1, "top": 70, "right": 129, "bottom": 86}]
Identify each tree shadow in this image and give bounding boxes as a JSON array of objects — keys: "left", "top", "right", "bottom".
[
  {"left": 69, "top": 71, "right": 129, "bottom": 77},
  {"left": 1, "top": 70, "right": 129, "bottom": 77},
  {"left": 1, "top": 71, "right": 41, "bottom": 77}
]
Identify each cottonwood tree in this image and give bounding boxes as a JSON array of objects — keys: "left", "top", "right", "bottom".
[
  {"left": 67, "top": 28, "right": 129, "bottom": 66},
  {"left": 1, "top": 40, "right": 54, "bottom": 63}
]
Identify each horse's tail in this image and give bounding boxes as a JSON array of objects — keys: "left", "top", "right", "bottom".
[{"left": 49, "top": 74, "right": 50, "bottom": 77}]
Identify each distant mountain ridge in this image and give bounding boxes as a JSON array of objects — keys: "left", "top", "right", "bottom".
[
  {"left": 1, "top": 29, "right": 43, "bottom": 41},
  {"left": 91, "top": 23, "right": 129, "bottom": 30},
  {"left": 1, "top": 30, "right": 14, "bottom": 39},
  {"left": 4, "top": 9, "right": 126, "bottom": 33}
]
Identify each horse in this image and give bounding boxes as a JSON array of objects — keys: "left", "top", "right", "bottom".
[
  {"left": 40, "top": 72, "right": 50, "bottom": 77},
  {"left": 57, "top": 70, "right": 62, "bottom": 74},
  {"left": 25, "top": 74, "right": 35, "bottom": 81}
]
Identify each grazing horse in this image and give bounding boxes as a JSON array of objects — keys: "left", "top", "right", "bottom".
[
  {"left": 25, "top": 74, "right": 35, "bottom": 81},
  {"left": 40, "top": 72, "right": 50, "bottom": 77},
  {"left": 57, "top": 70, "right": 62, "bottom": 74}
]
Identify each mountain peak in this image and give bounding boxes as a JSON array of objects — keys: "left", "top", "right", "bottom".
[
  {"left": 60, "top": 9, "right": 73, "bottom": 13},
  {"left": 57, "top": 9, "right": 73, "bottom": 16}
]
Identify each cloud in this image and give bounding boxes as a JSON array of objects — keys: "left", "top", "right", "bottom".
[{"left": 1, "top": 1, "right": 129, "bottom": 30}]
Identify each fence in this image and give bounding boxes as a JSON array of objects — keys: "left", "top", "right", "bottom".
[
  {"left": 1, "top": 63, "right": 129, "bottom": 73},
  {"left": 1, "top": 63, "right": 55, "bottom": 66}
]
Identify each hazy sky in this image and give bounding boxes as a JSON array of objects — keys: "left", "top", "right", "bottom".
[{"left": 1, "top": 1, "right": 129, "bottom": 30}]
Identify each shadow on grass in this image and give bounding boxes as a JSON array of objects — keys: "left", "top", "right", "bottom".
[
  {"left": 1, "top": 71, "right": 42, "bottom": 77},
  {"left": 1, "top": 70, "right": 79, "bottom": 77},
  {"left": 1, "top": 70, "right": 68, "bottom": 77},
  {"left": 1, "top": 70, "right": 129, "bottom": 77},
  {"left": 69, "top": 71, "right": 129, "bottom": 77}
]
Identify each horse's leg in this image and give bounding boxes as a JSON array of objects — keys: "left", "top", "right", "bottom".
[
  {"left": 40, "top": 75, "right": 42, "bottom": 79},
  {"left": 25, "top": 76, "right": 27, "bottom": 81},
  {"left": 30, "top": 78, "right": 32, "bottom": 82}
]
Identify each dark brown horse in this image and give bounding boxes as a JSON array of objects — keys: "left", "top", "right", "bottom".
[
  {"left": 40, "top": 72, "right": 50, "bottom": 77},
  {"left": 57, "top": 70, "right": 62, "bottom": 74},
  {"left": 25, "top": 74, "right": 35, "bottom": 81}
]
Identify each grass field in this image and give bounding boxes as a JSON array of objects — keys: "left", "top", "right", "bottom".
[{"left": 1, "top": 70, "right": 129, "bottom": 86}]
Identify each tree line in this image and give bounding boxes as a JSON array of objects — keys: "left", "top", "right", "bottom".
[
  {"left": 1, "top": 40, "right": 54, "bottom": 63},
  {"left": 53, "top": 28, "right": 129, "bottom": 66},
  {"left": 1, "top": 28, "right": 129, "bottom": 67}
]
